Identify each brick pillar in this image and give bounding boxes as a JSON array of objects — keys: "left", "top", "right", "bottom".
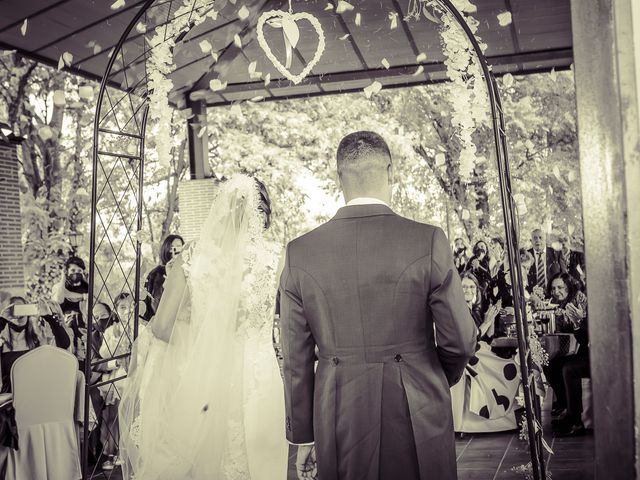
[
  {"left": 178, "top": 178, "right": 217, "bottom": 242},
  {"left": 0, "top": 139, "right": 25, "bottom": 294}
]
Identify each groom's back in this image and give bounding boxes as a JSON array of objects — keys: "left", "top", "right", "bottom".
[
  {"left": 287, "top": 205, "right": 439, "bottom": 352},
  {"left": 279, "top": 203, "right": 476, "bottom": 480}
]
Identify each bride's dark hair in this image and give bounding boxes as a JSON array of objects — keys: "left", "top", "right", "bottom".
[{"left": 254, "top": 177, "right": 272, "bottom": 230}]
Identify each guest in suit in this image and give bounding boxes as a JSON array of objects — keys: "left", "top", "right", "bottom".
[
  {"left": 557, "top": 234, "right": 586, "bottom": 289},
  {"left": 453, "top": 237, "right": 469, "bottom": 274},
  {"left": 527, "top": 229, "right": 561, "bottom": 296},
  {"left": 278, "top": 131, "right": 477, "bottom": 480}
]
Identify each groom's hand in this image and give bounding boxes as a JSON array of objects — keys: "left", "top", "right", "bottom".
[{"left": 296, "top": 444, "right": 317, "bottom": 479}]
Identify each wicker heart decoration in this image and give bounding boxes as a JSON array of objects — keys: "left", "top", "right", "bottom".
[{"left": 257, "top": 10, "right": 325, "bottom": 85}]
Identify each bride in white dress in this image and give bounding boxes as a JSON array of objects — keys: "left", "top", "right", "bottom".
[{"left": 119, "top": 175, "right": 287, "bottom": 479}]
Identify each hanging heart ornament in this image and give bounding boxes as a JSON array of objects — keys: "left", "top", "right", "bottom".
[{"left": 257, "top": 10, "right": 325, "bottom": 85}]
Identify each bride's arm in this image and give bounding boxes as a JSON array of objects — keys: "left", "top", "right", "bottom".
[{"left": 151, "top": 255, "right": 187, "bottom": 343}]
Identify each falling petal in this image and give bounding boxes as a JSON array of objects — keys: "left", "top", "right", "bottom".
[
  {"left": 324, "top": 3, "right": 334, "bottom": 10},
  {"left": 388, "top": 12, "right": 398, "bottom": 30},
  {"left": 199, "top": 39, "right": 212, "bottom": 53},
  {"left": 264, "top": 73, "right": 271, "bottom": 87},
  {"left": 435, "top": 153, "right": 446, "bottom": 166},
  {"left": 355, "top": 13, "right": 361, "bottom": 26},
  {"left": 412, "top": 65, "right": 424, "bottom": 76},
  {"left": 136, "top": 22, "right": 146, "bottom": 33},
  {"left": 250, "top": 96, "right": 264, "bottom": 102},
  {"left": 248, "top": 61, "right": 257, "bottom": 75},
  {"left": 234, "top": 34, "right": 242, "bottom": 48},
  {"left": 416, "top": 52, "right": 427, "bottom": 63},
  {"left": 20, "top": 19, "right": 27, "bottom": 36},
  {"left": 197, "top": 126, "right": 207, "bottom": 138},
  {"left": 497, "top": 11, "right": 512, "bottom": 26},
  {"left": 211, "top": 51, "right": 219, "bottom": 62},
  {"left": 38, "top": 126, "right": 53, "bottom": 141},
  {"left": 53, "top": 90, "right": 66, "bottom": 107},
  {"left": 339, "top": 34, "right": 350, "bottom": 40},
  {"left": 336, "top": 1, "right": 354, "bottom": 14},
  {"left": 110, "top": 0, "right": 125, "bottom": 10},
  {"left": 363, "top": 80, "right": 382, "bottom": 99},
  {"left": 209, "top": 79, "right": 227, "bottom": 92},
  {"left": 502, "top": 72, "right": 514, "bottom": 88},
  {"left": 78, "top": 85, "right": 94, "bottom": 100},
  {"left": 93, "top": 44, "right": 102, "bottom": 55},
  {"left": 238, "top": 6, "right": 250, "bottom": 20},
  {"left": 381, "top": 58, "right": 390, "bottom": 69},
  {"left": 57, "top": 55, "right": 65, "bottom": 70}
]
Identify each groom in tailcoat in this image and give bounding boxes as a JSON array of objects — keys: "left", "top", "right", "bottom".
[{"left": 277, "top": 131, "right": 477, "bottom": 480}]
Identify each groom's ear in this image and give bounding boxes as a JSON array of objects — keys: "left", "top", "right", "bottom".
[{"left": 387, "top": 162, "right": 394, "bottom": 184}]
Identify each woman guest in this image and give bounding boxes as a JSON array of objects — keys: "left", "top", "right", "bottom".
[
  {"left": 142, "top": 234, "right": 184, "bottom": 321},
  {"left": 450, "top": 274, "right": 520, "bottom": 433},
  {"left": 465, "top": 240, "right": 492, "bottom": 293},
  {"left": 98, "top": 292, "right": 146, "bottom": 470},
  {"left": 543, "top": 272, "right": 590, "bottom": 436},
  {"left": 0, "top": 296, "right": 71, "bottom": 453}
]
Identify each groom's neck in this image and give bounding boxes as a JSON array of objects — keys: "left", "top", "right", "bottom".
[{"left": 343, "top": 191, "right": 391, "bottom": 204}]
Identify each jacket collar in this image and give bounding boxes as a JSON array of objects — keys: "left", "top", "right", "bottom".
[{"left": 332, "top": 204, "right": 396, "bottom": 220}]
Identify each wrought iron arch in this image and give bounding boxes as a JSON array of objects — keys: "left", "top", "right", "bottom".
[{"left": 86, "top": 1, "right": 545, "bottom": 478}]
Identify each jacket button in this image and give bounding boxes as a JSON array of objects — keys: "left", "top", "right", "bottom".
[
  {"left": 332, "top": 357, "right": 340, "bottom": 365},
  {"left": 394, "top": 354, "right": 403, "bottom": 362}
]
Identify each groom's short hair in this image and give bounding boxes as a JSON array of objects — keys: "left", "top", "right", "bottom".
[{"left": 336, "top": 131, "right": 391, "bottom": 176}]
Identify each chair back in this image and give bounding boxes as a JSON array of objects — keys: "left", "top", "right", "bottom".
[{"left": 11, "top": 345, "right": 78, "bottom": 428}]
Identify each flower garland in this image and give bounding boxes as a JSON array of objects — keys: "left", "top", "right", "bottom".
[
  {"left": 436, "top": 0, "right": 489, "bottom": 181},
  {"left": 146, "top": 0, "right": 218, "bottom": 168}
]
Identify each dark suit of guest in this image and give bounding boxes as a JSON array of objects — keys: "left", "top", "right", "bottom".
[
  {"left": 559, "top": 250, "right": 586, "bottom": 287},
  {"left": 527, "top": 247, "right": 562, "bottom": 294},
  {"left": 279, "top": 204, "right": 477, "bottom": 480}
]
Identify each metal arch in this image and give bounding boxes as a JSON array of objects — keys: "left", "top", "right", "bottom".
[
  {"left": 86, "top": 0, "right": 154, "bottom": 478},
  {"left": 86, "top": 1, "right": 544, "bottom": 479},
  {"left": 437, "top": 1, "right": 546, "bottom": 477}
]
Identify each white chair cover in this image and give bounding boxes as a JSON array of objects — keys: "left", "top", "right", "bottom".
[{"left": 6, "top": 345, "right": 83, "bottom": 480}]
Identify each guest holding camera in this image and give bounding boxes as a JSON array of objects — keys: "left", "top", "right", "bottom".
[
  {"left": 52, "top": 256, "right": 90, "bottom": 371},
  {"left": 0, "top": 296, "right": 71, "bottom": 453},
  {"left": 142, "top": 234, "right": 184, "bottom": 321}
]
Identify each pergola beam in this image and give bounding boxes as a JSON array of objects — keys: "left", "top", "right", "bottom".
[{"left": 183, "top": 47, "right": 572, "bottom": 106}]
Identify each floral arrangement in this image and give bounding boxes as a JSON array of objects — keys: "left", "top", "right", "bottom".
[
  {"left": 145, "top": 0, "right": 218, "bottom": 168},
  {"left": 437, "top": 0, "right": 489, "bottom": 181}
]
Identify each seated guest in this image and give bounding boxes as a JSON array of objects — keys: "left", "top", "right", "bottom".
[
  {"left": 542, "top": 272, "right": 589, "bottom": 435},
  {"left": 142, "top": 234, "right": 184, "bottom": 321},
  {"left": 465, "top": 240, "right": 492, "bottom": 292},
  {"left": 453, "top": 237, "right": 469, "bottom": 274},
  {"left": 450, "top": 274, "right": 520, "bottom": 433},
  {"left": 0, "top": 296, "right": 71, "bottom": 451},
  {"left": 557, "top": 233, "right": 586, "bottom": 290},
  {"left": 52, "top": 256, "right": 89, "bottom": 371}
]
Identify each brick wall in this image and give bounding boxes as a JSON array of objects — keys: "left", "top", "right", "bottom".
[
  {"left": 0, "top": 140, "right": 25, "bottom": 293},
  {"left": 178, "top": 178, "right": 218, "bottom": 242}
]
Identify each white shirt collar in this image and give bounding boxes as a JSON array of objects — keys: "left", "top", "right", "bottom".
[{"left": 346, "top": 197, "right": 389, "bottom": 207}]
